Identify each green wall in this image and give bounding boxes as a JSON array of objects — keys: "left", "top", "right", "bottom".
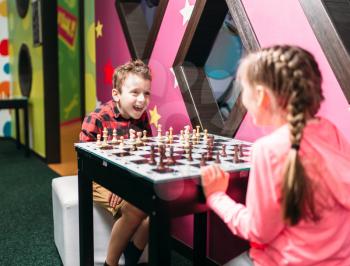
[{"left": 7, "top": 1, "right": 46, "bottom": 157}]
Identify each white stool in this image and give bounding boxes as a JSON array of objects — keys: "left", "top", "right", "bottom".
[
  {"left": 52, "top": 175, "right": 115, "bottom": 266},
  {"left": 52, "top": 175, "right": 147, "bottom": 266}
]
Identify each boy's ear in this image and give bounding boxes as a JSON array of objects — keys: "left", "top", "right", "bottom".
[{"left": 112, "top": 88, "right": 120, "bottom": 102}]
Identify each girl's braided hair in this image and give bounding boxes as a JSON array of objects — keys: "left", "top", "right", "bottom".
[{"left": 239, "top": 45, "right": 324, "bottom": 225}]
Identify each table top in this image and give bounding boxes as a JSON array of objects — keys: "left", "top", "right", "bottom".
[{"left": 75, "top": 133, "right": 251, "bottom": 184}]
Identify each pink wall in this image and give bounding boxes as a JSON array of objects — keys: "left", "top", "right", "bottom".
[
  {"left": 236, "top": 0, "right": 350, "bottom": 143},
  {"left": 95, "top": 0, "right": 131, "bottom": 103}
]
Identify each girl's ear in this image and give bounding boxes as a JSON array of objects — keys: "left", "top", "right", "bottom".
[{"left": 256, "top": 85, "right": 271, "bottom": 109}]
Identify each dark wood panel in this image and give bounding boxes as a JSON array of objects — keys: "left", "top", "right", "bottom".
[
  {"left": 115, "top": 0, "right": 169, "bottom": 60},
  {"left": 299, "top": 0, "right": 350, "bottom": 104},
  {"left": 323, "top": 0, "right": 350, "bottom": 54},
  {"left": 174, "top": 0, "right": 259, "bottom": 137}
]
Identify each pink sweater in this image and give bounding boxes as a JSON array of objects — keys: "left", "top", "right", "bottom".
[{"left": 208, "top": 117, "right": 350, "bottom": 266}]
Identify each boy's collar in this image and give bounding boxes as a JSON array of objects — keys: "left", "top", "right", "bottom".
[{"left": 112, "top": 100, "right": 130, "bottom": 121}]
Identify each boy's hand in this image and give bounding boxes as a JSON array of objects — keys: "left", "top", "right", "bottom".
[
  {"left": 200, "top": 164, "right": 229, "bottom": 198},
  {"left": 108, "top": 193, "right": 123, "bottom": 208}
]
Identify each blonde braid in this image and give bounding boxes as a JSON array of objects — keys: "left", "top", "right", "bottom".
[{"left": 239, "top": 45, "right": 324, "bottom": 224}]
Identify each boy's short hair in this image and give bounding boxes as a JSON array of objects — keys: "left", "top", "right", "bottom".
[{"left": 113, "top": 59, "right": 152, "bottom": 92}]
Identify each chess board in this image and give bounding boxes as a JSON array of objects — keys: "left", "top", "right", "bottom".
[{"left": 75, "top": 134, "right": 251, "bottom": 183}]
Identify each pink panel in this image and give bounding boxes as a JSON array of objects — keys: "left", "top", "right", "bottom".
[
  {"left": 149, "top": 0, "right": 196, "bottom": 247},
  {"left": 95, "top": 0, "right": 131, "bottom": 103},
  {"left": 236, "top": 0, "right": 350, "bottom": 143}
]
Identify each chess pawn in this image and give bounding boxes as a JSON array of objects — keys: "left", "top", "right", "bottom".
[
  {"left": 102, "top": 127, "right": 108, "bottom": 145},
  {"left": 111, "top": 129, "right": 118, "bottom": 144},
  {"left": 220, "top": 144, "right": 227, "bottom": 157},
  {"left": 179, "top": 130, "right": 184, "bottom": 142},
  {"left": 142, "top": 130, "right": 147, "bottom": 141},
  {"left": 167, "top": 146, "right": 176, "bottom": 165},
  {"left": 119, "top": 136, "right": 125, "bottom": 149},
  {"left": 187, "top": 146, "right": 193, "bottom": 161},
  {"left": 196, "top": 125, "right": 200, "bottom": 136},
  {"left": 238, "top": 144, "right": 244, "bottom": 157},
  {"left": 96, "top": 134, "right": 102, "bottom": 147},
  {"left": 157, "top": 124, "right": 162, "bottom": 138},
  {"left": 200, "top": 154, "right": 206, "bottom": 166},
  {"left": 203, "top": 129, "right": 208, "bottom": 141},
  {"left": 191, "top": 129, "right": 197, "bottom": 143},
  {"left": 169, "top": 127, "right": 173, "bottom": 140},
  {"left": 136, "top": 131, "right": 143, "bottom": 146},
  {"left": 165, "top": 131, "right": 169, "bottom": 143},
  {"left": 233, "top": 145, "right": 239, "bottom": 163},
  {"left": 148, "top": 145, "right": 156, "bottom": 165},
  {"left": 215, "top": 153, "right": 221, "bottom": 164}
]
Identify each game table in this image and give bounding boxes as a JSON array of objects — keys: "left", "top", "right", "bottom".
[
  {"left": 0, "top": 96, "right": 29, "bottom": 156},
  {"left": 75, "top": 133, "right": 251, "bottom": 265}
]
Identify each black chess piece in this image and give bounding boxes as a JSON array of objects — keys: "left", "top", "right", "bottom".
[
  {"left": 188, "top": 146, "right": 193, "bottom": 161},
  {"left": 157, "top": 153, "right": 165, "bottom": 170},
  {"left": 220, "top": 144, "right": 227, "bottom": 157},
  {"left": 200, "top": 154, "right": 206, "bottom": 166},
  {"left": 167, "top": 146, "right": 176, "bottom": 165},
  {"left": 215, "top": 153, "right": 221, "bottom": 164},
  {"left": 149, "top": 145, "right": 156, "bottom": 165}
]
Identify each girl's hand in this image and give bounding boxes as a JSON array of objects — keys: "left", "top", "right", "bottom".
[
  {"left": 108, "top": 193, "right": 123, "bottom": 208},
  {"left": 200, "top": 164, "right": 229, "bottom": 198}
]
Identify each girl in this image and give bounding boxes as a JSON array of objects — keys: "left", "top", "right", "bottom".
[{"left": 201, "top": 45, "right": 350, "bottom": 266}]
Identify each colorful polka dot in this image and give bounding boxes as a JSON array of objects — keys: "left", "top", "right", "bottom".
[
  {"left": 3, "top": 62, "right": 9, "bottom": 74},
  {"left": 0, "top": 81, "right": 10, "bottom": 97},
  {"left": 0, "top": 39, "right": 8, "bottom": 56},
  {"left": 3, "top": 121, "right": 11, "bottom": 137}
]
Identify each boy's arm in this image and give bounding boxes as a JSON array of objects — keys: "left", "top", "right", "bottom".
[{"left": 80, "top": 114, "right": 103, "bottom": 142}]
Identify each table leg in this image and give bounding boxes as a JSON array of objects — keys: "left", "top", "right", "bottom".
[
  {"left": 15, "top": 108, "right": 20, "bottom": 149},
  {"left": 24, "top": 104, "right": 30, "bottom": 156},
  {"left": 78, "top": 162, "right": 94, "bottom": 266},
  {"left": 149, "top": 209, "right": 171, "bottom": 266},
  {"left": 193, "top": 212, "right": 207, "bottom": 266}
]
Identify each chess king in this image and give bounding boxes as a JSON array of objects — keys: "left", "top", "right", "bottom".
[{"left": 80, "top": 59, "right": 152, "bottom": 266}]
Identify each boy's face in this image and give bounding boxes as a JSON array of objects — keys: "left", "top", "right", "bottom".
[{"left": 112, "top": 73, "right": 151, "bottom": 119}]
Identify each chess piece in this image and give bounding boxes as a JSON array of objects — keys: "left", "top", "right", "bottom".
[
  {"left": 111, "top": 129, "right": 118, "bottom": 144},
  {"left": 157, "top": 153, "right": 165, "bottom": 170},
  {"left": 96, "top": 134, "right": 102, "bottom": 147},
  {"left": 167, "top": 146, "right": 176, "bottom": 165},
  {"left": 157, "top": 124, "right": 162, "bottom": 138},
  {"left": 215, "top": 153, "right": 221, "bottom": 164},
  {"left": 238, "top": 144, "right": 244, "bottom": 157},
  {"left": 188, "top": 145, "right": 193, "bottom": 161},
  {"left": 233, "top": 145, "right": 239, "bottom": 163},
  {"left": 169, "top": 127, "right": 173, "bottom": 142},
  {"left": 165, "top": 131, "right": 169, "bottom": 143},
  {"left": 179, "top": 130, "right": 184, "bottom": 142},
  {"left": 192, "top": 129, "right": 197, "bottom": 143},
  {"left": 136, "top": 132, "right": 143, "bottom": 146},
  {"left": 142, "top": 130, "right": 147, "bottom": 141},
  {"left": 200, "top": 154, "right": 206, "bottom": 166},
  {"left": 149, "top": 145, "right": 156, "bottom": 165},
  {"left": 220, "top": 144, "right": 227, "bottom": 157},
  {"left": 119, "top": 136, "right": 125, "bottom": 149},
  {"left": 203, "top": 129, "right": 208, "bottom": 141},
  {"left": 102, "top": 127, "right": 108, "bottom": 145}
]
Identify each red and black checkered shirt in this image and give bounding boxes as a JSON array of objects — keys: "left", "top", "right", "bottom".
[{"left": 80, "top": 100, "right": 152, "bottom": 142}]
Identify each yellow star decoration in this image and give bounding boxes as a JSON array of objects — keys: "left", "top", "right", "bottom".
[
  {"left": 149, "top": 106, "right": 161, "bottom": 128},
  {"left": 95, "top": 20, "right": 103, "bottom": 38}
]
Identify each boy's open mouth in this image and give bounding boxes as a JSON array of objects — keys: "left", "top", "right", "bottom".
[{"left": 133, "top": 106, "right": 144, "bottom": 112}]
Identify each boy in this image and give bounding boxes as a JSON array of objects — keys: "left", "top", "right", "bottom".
[{"left": 80, "top": 59, "right": 152, "bottom": 266}]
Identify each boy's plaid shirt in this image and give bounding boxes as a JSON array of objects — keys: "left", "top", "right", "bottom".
[{"left": 80, "top": 100, "right": 152, "bottom": 142}]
